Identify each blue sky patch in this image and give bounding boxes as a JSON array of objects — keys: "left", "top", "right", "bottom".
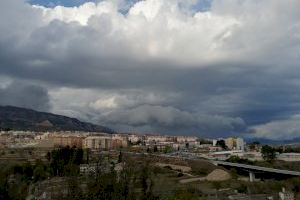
[
  {"left": 29, "top": 0, "right": 212, "bottom": 11},
  {"left": 29, "top": 0, "right": 98, "bottom": 7}
]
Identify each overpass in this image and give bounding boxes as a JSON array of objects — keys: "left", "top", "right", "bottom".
[
  {"left": 121, "top": 151, "right": 300, "bottom": 182},
  {"left": 213, "top": 160, "right": 300, "bottom": 182}
]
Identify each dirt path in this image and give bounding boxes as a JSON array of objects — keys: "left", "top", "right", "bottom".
[{"left": 179, "top": 177, "right": 206, "bottom": 183}]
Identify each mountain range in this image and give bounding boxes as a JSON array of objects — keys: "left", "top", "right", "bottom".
[
  {"left": 0, "top": 105, "right": 113, "bottom": 133},
  {"left": 245, "top": 137, "right": 300, "bottom": 145}
]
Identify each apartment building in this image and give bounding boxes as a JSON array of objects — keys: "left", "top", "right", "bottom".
[
  {"left": 49, "top": 135, "right": 85, "bottom": 148},
  {"left": 83, "top": 136, "right": 112, "bottom": 149},
  {"left": 225, "top": 137, "right": 245, "bottom": 151},
  {"left": 176, "top": 136, "right": 198, "bottom": 143}
]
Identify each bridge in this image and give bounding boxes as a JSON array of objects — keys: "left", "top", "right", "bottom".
[
  {"left": 213, "top": 160, "right": 300, "bottom": 182},
  {"left": 122, "top": 151, "right": 300, "bottom": 182}
]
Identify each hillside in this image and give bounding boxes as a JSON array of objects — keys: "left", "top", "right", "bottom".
[{"left": 0, "top": 106, "right": 113, "bottom": 133}]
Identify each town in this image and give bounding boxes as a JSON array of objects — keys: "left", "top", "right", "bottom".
[
  {"left": 0, "top": 130, "right": 300, "bottom": 199},
  {"left": 2, "top": 130, "right": 300, "bottom": 162}
]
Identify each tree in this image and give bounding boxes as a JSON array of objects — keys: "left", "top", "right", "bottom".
[
  {"left": 185, "top": 143, "right": 189, "bottom": 149},
  {"left": 140, "top": 163, "right": 158, "bottom": 200},
  {"left": 49, "top": 146, "right": 84, "bottom": 176},
  {"left": 33, "top": 160, "right": 50, "bottom": 182},
  {"left": 261, "top": 145, "right": 276, "bottom": 161},
  {"left": 0, "top": 168, "right": 9, "bottom": 200},
  {"left": 198, "top": 139, "right": 213, "bottom": 145},
  {"left": 249, "top": 141, "right": 260, "bottom": 151},
  {"left": 118, "top": 151, "right": 123, "bottom": 163},
  {"left": 216, "top": 140, "right": 227, "bottom": 150},
  {"left": 226, "top": 155, "right": 254, "bottom": 165},
  {"left": 46, "top": 152, "right": 51, "bottom": 162},
  {"left": 164, "top": 146, "right": 172, "bottom": 153}
]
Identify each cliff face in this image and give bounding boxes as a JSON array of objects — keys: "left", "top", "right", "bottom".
[{"left": 0, "top": 105, "right": 113, "bottom": 133}]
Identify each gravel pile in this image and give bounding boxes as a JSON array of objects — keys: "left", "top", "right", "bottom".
[{"left": 206, "top": 169, "right": 231, "bottom": 181}]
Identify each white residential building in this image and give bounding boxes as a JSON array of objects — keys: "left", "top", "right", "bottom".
[
  {"left": 127, "top": 134, "right": 143, "bottom": 143},
  {"left": 145, "top": 135, "right": 168, "bottom": 143},
  {"left": 236, "top": 138, "right": 245, "bottom": 151},
  {"left": 176, "top": 136, "right": 198, "bottom": 143},
  {"left": 212, "top": 139, "right": 218, "bottom": 147}
]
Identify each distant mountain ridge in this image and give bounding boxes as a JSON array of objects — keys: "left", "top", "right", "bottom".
[
  {"left": 245, "top": 137, "right": 300, "bottom": 145},
  {"left": 0, "top": 105, "right": 113, "bottom": 133}
]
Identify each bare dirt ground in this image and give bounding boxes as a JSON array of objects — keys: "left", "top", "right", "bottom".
[
  {"left": 179, "top": 169, "right": 231, "bottom": 184},
  {"left": 155, "top": 162, "right": 192, "bottom": 172}
]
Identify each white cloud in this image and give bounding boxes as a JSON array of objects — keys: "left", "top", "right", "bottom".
[
  {"left": 90, "top": 97, "right": 118, "bottom": 110},
  {"left": 22, "top": 0, "right": 299, "bottom": 67},
  {"left": 249, "top": 115, "right": 300, "bottom": 140},
  {"left": 3, "top": 0, "right": 299, "bottom": 70},
  {"left": 34, "top": 2, "right": 116, "bottom": 25},
  {"left": 1, "top": 0, "right": 300, "bottom": 137},
  {"left": 0, "top": 76, "right": 13, "bottom": 89},
  {"left": 49, "top": 87, "right": 179, "bottom": 116},
  {"left": 12, "top": 0, "right": 240, "bottom": 65}
]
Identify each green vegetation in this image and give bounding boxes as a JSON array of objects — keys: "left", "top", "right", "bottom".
[
  {"left": 165, "top": 188, "right": 202, "bottom": 200},
  {"left": 197, "top": 139, "right": 213, "bottom": 145},
  {"left": 49, "top": 146, "right": 83, "bottom": 176},
  {"left": 216, "top": 140, "right": 227, "bottom": 150},
  {"left": 1, "top": 148, "right": 300, "bottom": 199},
  {"left": 163, "top": 146, "right": 173, "bottom": 153},
  {"left": 0, "top": 160, "right": 51, "bottom": 199},
  {"left": 77, "top": 157, "right": 160, "bottom": 200},
  {"left": 261, "top": 145, "right": 276, "bottom": 161},
  {"left": 249, "top": 141, "right": 260, "bottom": 151},
  {"left": 226, "top": 156, "right": 254, "bottom": 165},
  {"left": 0, "top": 146, "right": 85, "bottom": 199}
]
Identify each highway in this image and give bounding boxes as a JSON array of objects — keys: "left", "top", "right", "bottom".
[
  {"left": 214, "top": 160, "right": 300, "bottom": 176},
  {"left": 121, "top": 150, "right": 300, "bottom": 177}
]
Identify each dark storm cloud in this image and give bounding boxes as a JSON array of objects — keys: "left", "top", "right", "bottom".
[
  {"left": 1, "top": 0, "right": 300, "bottom": 138},
  {"left": 0, "top": 81, "right": 51, "bottom": 111},
  {"left": 98, "top": 105, "right": 246, "bottom": 136}
]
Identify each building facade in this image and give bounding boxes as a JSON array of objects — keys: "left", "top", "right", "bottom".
[{"left": 83, "top": 136, "right": 112, "bottom": 149}]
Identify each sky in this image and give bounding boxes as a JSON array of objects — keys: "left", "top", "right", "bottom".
[{"left": 1, "top": 0, "right": 300, "bottom": 140}]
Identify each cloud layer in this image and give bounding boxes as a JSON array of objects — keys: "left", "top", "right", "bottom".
[
  {"left": 249, "top": 115, "right": 300, "bottom": 140},
  {"left": 1, "top": 0, "right": 300, "bottom": 138},
  {"left": 0, "top": 80, "right": 51, "bottom": 111}
]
